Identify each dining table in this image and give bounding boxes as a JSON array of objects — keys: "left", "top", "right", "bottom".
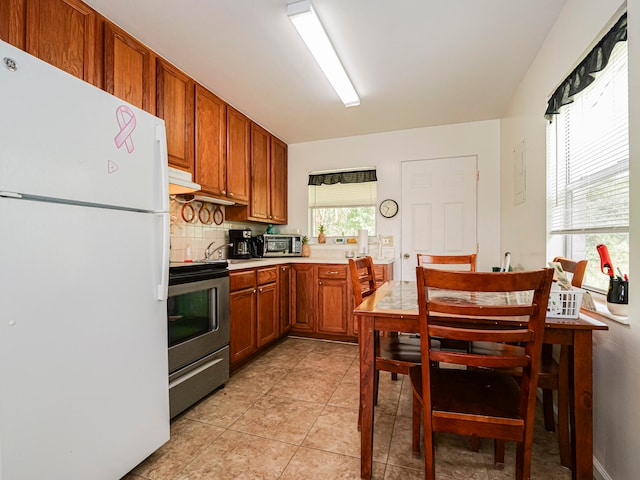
[{"left": 354, "top": 280, "right": 609, "bottom": 480}]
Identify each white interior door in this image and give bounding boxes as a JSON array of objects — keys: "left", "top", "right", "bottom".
[{"left": 401, "top": 156, "right": 478, "bottom": 280}]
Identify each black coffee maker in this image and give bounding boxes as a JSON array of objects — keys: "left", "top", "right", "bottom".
[{"left": 229, "top": 229, "right": 252, "bottom": 259}]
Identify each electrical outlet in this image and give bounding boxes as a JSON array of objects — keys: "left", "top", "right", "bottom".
[{"left": 382, "top": 236, "right": 393, "bottom": 246}]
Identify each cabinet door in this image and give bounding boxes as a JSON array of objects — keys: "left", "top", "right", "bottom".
[
  {"left": 25, "top": 0, "right": 95, "bottom": 83},
  {"left": 1, "top": 0, "right": 26, "bottom": 48},
  {"left": 156, "top": 58, "right": 194, "bottom": 172},
  {"left": 256, "top": 282, "right": 278, "bottom": 347},
  {"left": 279, "top": 265, "right": 291, "bottom": 335},
  {"left": 229, "top": 287, "right": 257, "bottom": 366},
  {"left": 195, "top": 84, "right": 226, "bottom": 196},
  {"left": 103, "top": 21, "right": 153, "bottom": 113},
  {"left": 226, "top": 106, "right": 250, "bottom": 204},
  {"left": 250, "top": 122, "right": 270, "bottom": 220},
  {"left": 291, "top": 264, "right": 314, "bottom": 333},
  {"left": 270, "top": 136, "right": 288, "bottom": 224},
  {"left": 316, "top": 265, "right": 349, "bottom": 335}
]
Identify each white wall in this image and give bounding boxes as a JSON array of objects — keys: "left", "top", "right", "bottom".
[
  {"left": 500, "top": 0, "right": 638, "bottom": 478},
  {"left": 287, "top": 120, "right": 501, "bottom": 278}
]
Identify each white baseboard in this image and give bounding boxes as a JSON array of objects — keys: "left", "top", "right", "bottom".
[{"left": 593, "top": 457, "right": 613, "bottom": 480}]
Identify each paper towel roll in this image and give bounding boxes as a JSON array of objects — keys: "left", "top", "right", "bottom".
[{"left": 358, "top": 229, "right": 369, "bottom": 255}]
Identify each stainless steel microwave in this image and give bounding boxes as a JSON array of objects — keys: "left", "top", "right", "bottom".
[{"left": 259, "top": 234, "right": 303, "bottom": 257}]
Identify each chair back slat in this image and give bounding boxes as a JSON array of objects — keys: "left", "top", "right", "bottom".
[
  {"left": 417, "top": 253, "right": 476, "bottom": 271},
  {"left": 348, "top": 256, "right": 377, "bottom": 305},
  {"left": 430, "top": 351, "right": 530, "bottom": 369},
  {"left": 428, "top": 325, "right": 534, "bottom": 344},
  {"left": 552, "top": 256, "right": 588, "bottom": 288}
]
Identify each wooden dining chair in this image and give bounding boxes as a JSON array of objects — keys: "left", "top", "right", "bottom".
[
  {"left": 349, "top": 256, "right": 422, "bottom": 455},
  {"left": 410, "top": 267, "right": 554, "bottom": 479},
  {"left": 416, "top": 253, "right": 477, "bottom": 271},
  {"left": 479, "top": 256, "right": 587, "bottom": 468}
]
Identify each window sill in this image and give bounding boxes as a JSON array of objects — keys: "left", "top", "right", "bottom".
[{"left": 582, "top": 292, "right": 630, "bottom": 325}]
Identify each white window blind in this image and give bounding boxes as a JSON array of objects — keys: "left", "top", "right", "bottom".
[
  {"left": 308, "top": 180, "right": 377, "bottom": 208},
  {"left": 547, "top": 41, "right": 629, "bottom": 235}
]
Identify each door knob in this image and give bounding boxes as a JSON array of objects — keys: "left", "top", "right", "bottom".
[{"left": 403, "top": 253, "right": 410, "bottom": 259}]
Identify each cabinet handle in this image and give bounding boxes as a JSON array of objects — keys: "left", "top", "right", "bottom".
[
  {"left": 229, "top": 192, "right": 234, "bottom": 197},
  {"left": 253, "top": 289, "right": 257, "bottom": 293},
  {"left": 222, "top": 190, "right": 226, "bottom": 195},
  {"left": 259, "top": 288, "right": 263, "bottom": 292},
  {"left": 318, "top": 281, "right": 322, "bottom": 285},
  {"left": 327, "top": 271, "right": 339, "bottom": 275}
]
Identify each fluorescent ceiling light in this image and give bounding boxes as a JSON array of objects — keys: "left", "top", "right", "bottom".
[{"left": 287, "top": 0, "right": 360, "bottom": 107}]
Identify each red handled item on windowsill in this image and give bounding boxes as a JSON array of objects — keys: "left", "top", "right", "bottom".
[{"left": 596, "top": 243, "right": 615, "bottom": 277}]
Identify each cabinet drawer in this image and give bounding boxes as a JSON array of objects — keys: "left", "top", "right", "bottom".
[
  {"left": 317, "top": 265, "right": 348, "bottom": 280},
  {"left": 230, "top": 270, "right": 256, "bottom": 291},
  {"left": 257, "top": 266, "right": 278, "bottom": 285}
]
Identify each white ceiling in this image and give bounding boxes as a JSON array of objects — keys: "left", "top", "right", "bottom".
[{"left": 83, "top": 0, "right": 566, "bottom": 145}]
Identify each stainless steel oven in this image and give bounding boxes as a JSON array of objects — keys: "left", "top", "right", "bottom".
[{"left": 168, "top": 261, "right": 229, "bottom": 418}]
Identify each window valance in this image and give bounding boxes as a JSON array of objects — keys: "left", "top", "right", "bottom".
[
  {"left": 308, "top": 169, "right": 377, "bottom": 186},
  {"left": 544, "top": 13, "right": 627, "bottom": 121}
]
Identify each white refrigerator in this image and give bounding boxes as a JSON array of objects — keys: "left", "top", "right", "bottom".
[{"left": 0, "top": 40, "right": 170, "bottom": 479}]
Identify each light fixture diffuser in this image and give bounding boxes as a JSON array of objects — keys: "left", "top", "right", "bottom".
[{"left": 287, "top": 0, "right": 360, "bottom": 107}]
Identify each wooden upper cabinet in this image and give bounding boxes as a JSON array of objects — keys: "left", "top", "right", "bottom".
[
  {"left": 270, "top": 136, "right": 288, "bottom": 223},
  {"left": 195, "top": 84, "right": 226, "bottom": 196},
  {"left": 103, "top": 21, "right": 154, "bottom": 113},
  {"left": 226, "top": 106, "right": 251, "bottom": 204},
  {"left": 156, "top": 58, "right": 194, "bottom": 172},
  {"left": 25, "top": 0, "right": 95, "bottom": 83},
  {"left": 250, "top": 122, "right": 270, "bottom": 220},
  {"left": 1, "top": 0, "right": 27, "bottom": 49}
]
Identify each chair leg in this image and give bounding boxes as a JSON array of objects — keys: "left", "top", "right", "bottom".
[
  {"left": 557, "top": 345, "right": 572, "bottom": 468},
  {"left": 412, "top": 394, "right": 421, "bottom": 457},
  {"left": 494, "top": 439, "right": 505, "bottom": 467},
  {"left": 542, "top": 388, "right": 556, "bottom": 432},
  {"left": 374, "top": 369, "right": 380, "bottom": 405},
  {"left": 470, "top": 435, "right": 480, "bottom": 452}
]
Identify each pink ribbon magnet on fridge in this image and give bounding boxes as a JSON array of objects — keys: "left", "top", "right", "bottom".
[{"left": 114, "top": 105, "right": 137, "bottom": 153}]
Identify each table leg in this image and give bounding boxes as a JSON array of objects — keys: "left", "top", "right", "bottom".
[
  {"left": 360, "top": 315, "right": 375, "bottom": 480},
  {"left": 571, "top": 330, "right": 594, "bottom": 480}
]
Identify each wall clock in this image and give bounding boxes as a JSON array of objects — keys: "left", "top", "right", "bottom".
[{"left": 379, "top": 199, "right": 399, "bottom": 218}]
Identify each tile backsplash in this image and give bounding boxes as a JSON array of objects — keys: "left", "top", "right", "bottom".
[{"left": 169, "top": 197, "right": 265, "bottom": 262}]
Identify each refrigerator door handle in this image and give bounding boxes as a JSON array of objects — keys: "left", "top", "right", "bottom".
[
  {"left": 157, "top": 213, "right": 170, "bottom": 301},
  {"left": 156, "top": 124, "right": 169, "bottom": 212}
]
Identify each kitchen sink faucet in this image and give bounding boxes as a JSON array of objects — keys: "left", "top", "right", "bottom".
[{"left": 205, "top": 241, "right": 232, "bottom": 260}]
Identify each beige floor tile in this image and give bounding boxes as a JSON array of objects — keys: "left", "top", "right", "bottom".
[
  {"left": 310, "top": 340, "right": 359, "bottom": 358},
  {"left": 184, "top": 383, "right": 265, "bottom": 428},
  {"left": 268, "top": 369, "right": 341, "bottom": 403},
  {"left": 292, "top": 351, "right": 355, "bottom": 379},
  {"left": 278, "top": 336, "right": 319, "bottom": 352},
  {"left": 227, "top": 362, "right": 290, "bottom": 394},
  {"left": 302, "top": 404, "right": 395, "bottom": 463},
  {"left": 230, "top": 394, "right": 324, "bottom": 445},
  {"left": 130, "top": 417, "right": 225, "bottom": 479},
  {"left": 328, "top": 379, "right": 360, "bottom": 410},
  {"left": 252, "top": 346, "right": 311, "bottom": 370},
  {"left": 174, "top": 430, "right": 297, "bottom": 480},
  {"left": 280, "top": 446, "right": 386, "bottom": 480},
  {"left": 383, "top": 464, "right": 423, "bottom": 480},
  {"left": 342, "top": 358, "right": 361, "bottom": 384},
  {"left": 375, "top": 375, "right": 403, "bottom": 416}
]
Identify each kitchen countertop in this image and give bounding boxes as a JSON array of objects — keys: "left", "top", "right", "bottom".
[{"left": 226, "top": 256, "right": 394, "bottom": 271}]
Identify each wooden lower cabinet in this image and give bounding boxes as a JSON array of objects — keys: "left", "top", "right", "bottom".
[
  {"left": 229, "top": 271, "right": 257, "bottom": 366},
  {"left": 291, "top": 264, "right": 315, "bottom": 333},
  {"left": 279, "top": 265, "right": 292, "bottom": 334},
  {"left": 229, "top": 266, "right": 280, "bottom": 370},
  {"left": 316, "top": 265, "right": 349, "bottom": 336},
  {"left": 291, "top": 262, "right": 391, "bottom": 340},
  {"left": 256, "top": 267, "right": 278, "bottom": 347}
]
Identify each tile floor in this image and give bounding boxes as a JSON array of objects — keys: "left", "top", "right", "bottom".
[{"left": 124, "top": 337, "right": 572, "bottom": 480}]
